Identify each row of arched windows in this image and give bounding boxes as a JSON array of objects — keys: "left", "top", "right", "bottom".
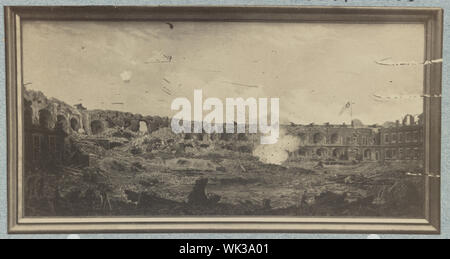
[
  {"left": 385, "top": 148, "right": 420, "bottom": 160},
  {"left": 298, "top": 132, "right": 374, "bottom": 145},
  {"left": 383, "top": 131, "right": 420, "bottom": 144}
]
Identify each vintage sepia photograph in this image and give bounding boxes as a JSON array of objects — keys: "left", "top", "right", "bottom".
[{"left": 5, "top": 6, "right": 442, "bottom": 233}]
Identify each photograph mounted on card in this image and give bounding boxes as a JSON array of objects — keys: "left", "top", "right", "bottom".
[{"left": 5, "top": 6, "right": 442, "bottom": 233}]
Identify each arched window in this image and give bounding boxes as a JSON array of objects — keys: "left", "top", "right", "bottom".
[
  {"left": 392, "top": 149, "right": 398, "bottom": 159},
  {"left": 238, "top": 133, "right": 248, "bottom": 141},
  {"left": 90, "top": 120, "right": 104, "bottom": 135},
  {"left": 24, "top": 106, "right": 33, "bottom": 128},
  {"left": 413, "top": 131, "right": 419, "bottom": 142},
  {"left": 405, "top": 148, "right": 411, "bottom": 159},
  {"left": 386, "top": 150, "right": 392, "bottom": 159},
  {"left": 298, "top": 133, "right": 306, "bottom": 142},
  {"left": 330, "top": 133, "right": 339, "bottom": 144},
  {"left": 70, "top": 117, "right": 80, "bottom": 131},
  {"left": 413, "top": 148, "right": 419, "bottom": 160},
  {"left": 39, "top": 109, "right": 52, "bottom": 129},
  {"left": 406, "top": 133, "right": 411, "bottom": 143},
  {"left": 139, "top": 121, "right": 148, "bottom": 133},
  {"left": 392, "top": 133, "right": 397, "bottom": 143},
  {"left": 362, "top": 136, "right": 367, "bottom": 145},
  {"left": 56, "top": 115, "right": 68, "bottom": 132},
  {"left": 316, "top": 148, "right": 327, "bottom": 157},
  {"left": 333, "top": 148, "right": 348, "bottom": 160},
  {"left": 298, "top": 148, "right": 307, "bottom": 156},
  {"left": 364, "top": 149, "right": 371, "bottom": 159},
  {"left": 384, "top": 134, "right": 390, "bottom": 144},
  {"left": 313, "top": 133, "right": 324, "bottom": 144}
]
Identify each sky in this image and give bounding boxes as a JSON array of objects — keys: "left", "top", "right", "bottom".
[{"left": 22, "top": 21, "right": 425, "bottom": 125}]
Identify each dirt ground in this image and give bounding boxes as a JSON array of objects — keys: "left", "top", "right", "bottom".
[{"left": 25, "top": 128, "right": 425, "bottom": 218}]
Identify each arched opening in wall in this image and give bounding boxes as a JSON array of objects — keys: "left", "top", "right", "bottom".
[
  {"left": 24, "top": 106, "right": 33, "bottom": 128},
  {"left": 333, "top": 148, "right": 348, "bottom": 160},
  {"left": 375, "top": 151, "right": 380, "bottom": 161},
  {"left": 123, "top": 119, "right": 131, "bottom": 129},
  {"left": 316, "top": 148, "right": 327, "bottom": 157},
  {"left": 386, "top": 149, "right": 392, "bottom": 159},
  {"left": 56, "top": 115, "right": 68, "bottom": 132},
  {"left": 332, "top": 148, "right": 339, "bottom": 158},
  {"left": 405, "top": 148, "right": 411, "bottom": 160},
  {"left": 129, "top": 120, "right": 140, "bottom": 132},
  {"left": 413, "top": 148, "right": 419, "bottom": 160},
  {"left": 298, "top": 148, "right": 307, "bottom": 156},
  {"left": 330, "top": 133, "right": 339, "bottom": 144},
  {"left": 139, "top": 121, "right": 148, "bottom": 134},
  {"left": 352, "top": 148, "right": 362, "bottom": 161},
  {"left": 238, "top": 133, "right": 248, "bottom": 141},
  {"left": 90, "top": 120, "right": 104, "bottom": 135},
  {"left": 221, "top": 133, "right": 233, "bottom": 141},
  {"left": 392, "top": 149, "right": 398, "bottom": 159},
  {"left": 364, "top": 149, "right": 372, "bottom": 160},
  {"left": 38, "top": 109, "right": 52, "bottom": 129},
  {"left": 70, "top": 117, "right": 80, "bottom": 132},
  {"left": 313, "top": 133, "right": 324, "bottom": 144},
  {"left": 197, "top": 133, "right": 205, "bottom": 141},
  {"left": 298, "top": 133, "right": 306, "bottom": 142},
  {"left": 210, "top": 134, "right": 218, "bottom": 141}
]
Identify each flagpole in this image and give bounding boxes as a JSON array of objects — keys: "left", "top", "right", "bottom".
[{"left": 350, "top": 101, "right": 353, "bottom": 127}]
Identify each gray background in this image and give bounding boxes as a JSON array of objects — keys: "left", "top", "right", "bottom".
[{"left": 0, "top": 0, "right": 448, "bottom": 239}]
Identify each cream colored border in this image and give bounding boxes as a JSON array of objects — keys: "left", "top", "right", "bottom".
[{"left": 5, "top": 6, "right": 443, "bottom": 234}]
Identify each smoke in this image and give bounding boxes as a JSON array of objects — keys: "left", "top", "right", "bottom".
[{"left": 253, "top": 129, "right": 301, "bottom": 165}]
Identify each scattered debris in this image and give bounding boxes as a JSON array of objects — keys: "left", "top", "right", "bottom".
[
  {"left": 314, "top": 161, "right": 324, "bottom": 169},
  {"left": 187, "top": 178, "right": 209, "bottom": 205}
]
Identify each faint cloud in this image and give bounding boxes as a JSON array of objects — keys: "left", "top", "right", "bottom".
[{"left": 120, "top": 70, "right": 132, "bottom": 83}]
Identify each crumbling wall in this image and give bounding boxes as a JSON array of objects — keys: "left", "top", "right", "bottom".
[
  {"left": 286, "top": 125, "right": 378, "bottom": 146},
  {"left": 86, "top": 111, "right": 170, "bottom": 135},
  {"left": 24, "top": 88, "right": 84, "bottom": 134},
  {"left": 24, "top": 88, "right": 172, "bottom": 137}
]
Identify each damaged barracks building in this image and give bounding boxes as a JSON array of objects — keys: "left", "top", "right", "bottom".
[
  {"left": 23, "top": 88, "right": 424, "bottom": 167},
  {"left": 286, "top": 114, "right": 424, "bottom": 163},
  {"left": 23, "top": 90, "right": 100, "bottom": 170},
  {"left": 23, "top": 99, "right": 68, "bottom": 169},
  {"left": 23, "top": 88, "right": 175, "bottom": 170}
]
